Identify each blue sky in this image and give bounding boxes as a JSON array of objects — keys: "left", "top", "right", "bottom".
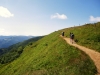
[{"left": 0, "top": 0, "right": 100, "bottom": 36}]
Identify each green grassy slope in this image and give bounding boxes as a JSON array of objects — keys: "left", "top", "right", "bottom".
[
  {"left": 0, "top": 36, "right": 43, "bottom": 64},
  {"left": 63, "top": 22, "right": 100, "bottom": 52},
  {"left": 0, "top": 31, "right": 97, "bottom": 75}
]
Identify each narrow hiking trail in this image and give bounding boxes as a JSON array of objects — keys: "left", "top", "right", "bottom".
[{"left": 61, "top": 36, "right": 100, "bottom": 75}]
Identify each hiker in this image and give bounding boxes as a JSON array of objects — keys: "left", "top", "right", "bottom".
[
  {"left": 62, "top": 32, "right": 64, "bottom": 37},
  {"left": 70, "top": 32, "right": 72, "bottom": 42},
  {"left": 70, "top": 33, "right": 74, "bottom": 44}
]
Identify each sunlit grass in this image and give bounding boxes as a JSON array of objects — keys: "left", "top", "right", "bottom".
[
  {"left": 62, "top": 22, "right": 100, "bottom": 52},
  {"left": 0, "top": 30, "right": 97, "bottom": 75}
]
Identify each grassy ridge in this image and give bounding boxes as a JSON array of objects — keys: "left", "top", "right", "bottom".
[
  {"left": 0, "top": 31, "right": 97, "bottom": 75},
  {"left": 63, "top": 22, "right": 100, "bottom": 52}
]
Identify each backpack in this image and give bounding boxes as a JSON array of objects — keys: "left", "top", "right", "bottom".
[{"left": 71, "top": 34, "right": 74, "bottom": 39}]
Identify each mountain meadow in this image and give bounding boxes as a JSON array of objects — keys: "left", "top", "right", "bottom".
[
  {"left": 0, "top": 22, "right": 100, "bottom": 75},
  {"left": 63, "top": 22, "right": 100, "bottom": 52}
]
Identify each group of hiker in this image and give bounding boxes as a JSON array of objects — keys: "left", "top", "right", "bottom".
[{"left": 61, "top": 31, "right": 74, "bottom": 44}]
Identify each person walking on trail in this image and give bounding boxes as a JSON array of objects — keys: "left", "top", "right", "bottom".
[
  {"left": 62, "top": 32, "right": 64, "bottom": 37},
  {"left": 70, "top": 32, "right": 72, "bottom": 42},
  {"left": 70, "top": 33, "right": 74, "bottom": 44}
]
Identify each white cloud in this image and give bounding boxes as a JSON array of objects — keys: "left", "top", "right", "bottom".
[
  {"left": 89, "top": 16, "right": 100, "bottom": 22},
  {"left": 51, "top": 13, "right": 67, "bottom": 20},
  {"left": 0, "top": 6, "right": 14, "bottom": 18},
  {"left": 0, "top": 28, "right": 5, "bottom": 33}
]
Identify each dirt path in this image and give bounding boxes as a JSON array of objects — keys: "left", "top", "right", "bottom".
[{"left": 61, "top": 36, "right": 100, "bottom": 75}]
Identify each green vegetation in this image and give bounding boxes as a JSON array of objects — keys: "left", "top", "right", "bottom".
[
  {"left": 0, "top": 31, "right": 97, "bottom": 75},
  {"left": 0, "top": 36, "right": 43, "bottom": 64},
  {"left": 63, "top": 22, "right": 100, "bottom": 52}
]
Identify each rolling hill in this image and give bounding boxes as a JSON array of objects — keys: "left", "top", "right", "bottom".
[
  {"left": 63, "top": 22, "right": 100, "bottom": 52},
  {"left": 0, "top": 22, "right": 99, "bottom": 75},
  {"left": 0, "top": 36, "right": 43, "bottom": 64}
]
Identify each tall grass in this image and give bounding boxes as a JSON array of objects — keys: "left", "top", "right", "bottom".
[
  {"left": 62, "top": 22, "right": 100, "bottom": 52},
  {"left": 0, "top": 31, "right": 97, "bottom": 75}
]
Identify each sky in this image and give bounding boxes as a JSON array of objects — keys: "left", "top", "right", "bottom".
[{"left": 0, "top": 0, "right": 100, "bottom": 36}]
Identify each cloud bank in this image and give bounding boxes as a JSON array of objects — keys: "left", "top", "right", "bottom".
[
  {"left": 0, "top": 6, "right": 14, "bottom": 18},
  {"left": 51, "top": 13, "right": 67, "bottom": 20},
  {"left": 0, "top": 28, "right": 5, "bottom": 33},
  {"left": 89, "top": 16, "right": 100, "bottom": 22}
]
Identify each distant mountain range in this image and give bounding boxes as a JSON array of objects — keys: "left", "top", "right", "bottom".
[{"left": 0, "top": 36, "right": 34, "bottom": 48}]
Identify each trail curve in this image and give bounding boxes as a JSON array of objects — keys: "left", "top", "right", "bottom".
[{"left": 61, "top": 36, "right": 100, "bottom": 75}]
